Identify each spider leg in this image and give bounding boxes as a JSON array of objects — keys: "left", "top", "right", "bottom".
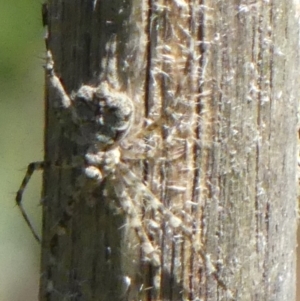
[
  {"left": 15, "top": 159, "right": 81, "bottom": 243},
  {"left": 118, "top": 163, "right": 193, "bottom": 238},
  {"left": 119, "top": 163, "right": 231, "bottom": 291},
  {"left": 16, "top": 161, "right": 45, "bottom": 243},
  {"left": 45, "top": 51, "right": 72, "bottom": 110},
  {"left": 114, "top": 178, "right": 161, "bottom": 267}
]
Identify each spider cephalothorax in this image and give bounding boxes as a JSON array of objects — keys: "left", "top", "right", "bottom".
[
  {"left": 70, "top": 82, "right": 134, "bottom": 149},
  {"left": 46, "top": 52, "right": 134, "bottom": 151}
]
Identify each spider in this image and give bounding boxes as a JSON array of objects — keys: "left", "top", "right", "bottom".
[
  {"left": 15, "top": 50, "right": 196, "bottom": 268},
  {"left": 15, "top": 45, "right": 232, "bottom": 296}
]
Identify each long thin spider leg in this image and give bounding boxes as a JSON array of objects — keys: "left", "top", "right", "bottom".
[
  {"left": 16, "top": 161, "right": 45, "bottom": 243},
  {"left": 45, "top": 51, "right": 71, "bottom": 109},
  {"left": 114, "top": 178, "right": 161, "bottom": 267},
  {"left": 15, "top": 52, "right": 72, "bottom": 243},
  {"left": 119, "top": 163, "right": 230, "bottom": 291},
  {"left": 15, "top": 160, "right": 78, "bottom": 243},
  {"left": 118, "top": 163, "right": 193, "bottom": 238}
]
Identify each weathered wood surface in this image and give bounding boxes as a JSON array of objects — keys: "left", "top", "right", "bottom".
[{"left": 40, "top": 1, "right": 299, "bottom": 300}]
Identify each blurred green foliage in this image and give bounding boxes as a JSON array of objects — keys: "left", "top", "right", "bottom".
[
  {"left": 0, "top": 1, "right": 44, "bottom": 300},
  {"left": 0, "top": 1, "right": 42, "bottom": 86}
]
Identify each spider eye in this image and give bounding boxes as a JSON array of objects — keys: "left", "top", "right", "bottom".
[{"left": 107, "top": 106, "right": 118, "bottom": 113}]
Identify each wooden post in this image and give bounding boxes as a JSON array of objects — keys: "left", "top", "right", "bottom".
[{"left": 39, "top": 1, "right": 299, "bottom": 300}]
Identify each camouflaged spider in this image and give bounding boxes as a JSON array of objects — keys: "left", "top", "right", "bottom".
[{"left": 16, "top": 51, "right": 193, "bottom": 267}]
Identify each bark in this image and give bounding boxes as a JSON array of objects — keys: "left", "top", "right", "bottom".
[{"left": 40, "top": 1, "right": 299, "bottom": 301}]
